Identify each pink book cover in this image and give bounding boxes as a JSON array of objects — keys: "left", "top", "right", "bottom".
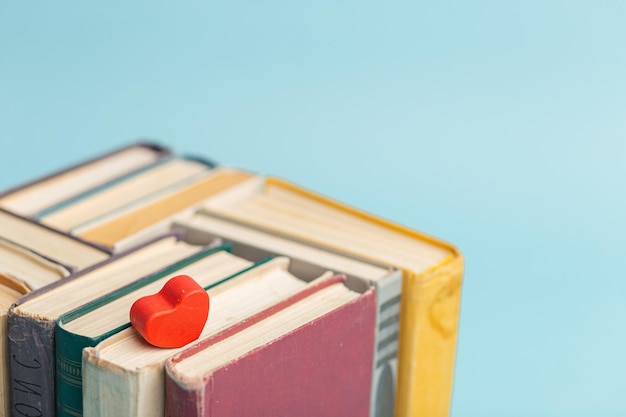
[{"left": 165, "top": 276, "right": 376, "bottom": 417}]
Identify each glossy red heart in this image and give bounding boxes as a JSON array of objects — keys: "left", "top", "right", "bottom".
[{"left": 130, "top": 275, "right": 210, "bottom": 348}]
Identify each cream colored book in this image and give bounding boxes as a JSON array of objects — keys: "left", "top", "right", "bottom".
[
  {"left": 40, "top": 157, "right": 212, "bottom": 232},
  {"left": 0, "top": 143, "right": 169, "bottom": 216},
  {"left": 199, "top": 173, "right": 463, "bottom": 417},
  {"left": 0, "top": 210, "right": 108, "bottom": 271},
  {"left": 82, "top": 257, "right": 334, "bottom": 417},
  {"left": 0, "top": 238, "right": 71, "bottom": 290},
  {"left": 75, "top": 168, "right": 254, "bottom": 252}
]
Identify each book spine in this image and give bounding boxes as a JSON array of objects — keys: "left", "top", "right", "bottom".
[
  {"left": 1, "top": 313, "right": 11, "bottom": 417},
  {"left": 82, "top": 348, "right": 145, "bottom": 417},
  {"left": 55, "top": 324, "right": 98, "bottom": 417},
  {"left": 164, "top": 372, "right": 204, "bottom": 417},
  {"left": 370, "top": 270, "right": 403, "bottom": 417},
  {"left": 7, "top": 311, "right": 56, "bottom": 417},
  {"left": 396, "top": 256, "right": 464, "bottom": 417}
]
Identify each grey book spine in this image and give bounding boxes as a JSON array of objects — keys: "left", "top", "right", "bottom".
[{"left": 8, "top": 311, "right": 56, "bottom": 417}]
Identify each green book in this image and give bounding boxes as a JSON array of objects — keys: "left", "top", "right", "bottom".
[{"left": 54, "top": 244, "right": 258, "bottom": 417}]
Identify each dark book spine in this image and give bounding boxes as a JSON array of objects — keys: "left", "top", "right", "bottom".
[
  {"left": 7, "top": 310, "right": 56, "bottom": 417},
  {"left": 55, "top": 324, "right": 103, "bottom": 417}
]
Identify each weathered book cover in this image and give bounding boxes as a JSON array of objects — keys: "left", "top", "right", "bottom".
[{"left": 165, "top": 276, "right": 376, "bottom": 417}]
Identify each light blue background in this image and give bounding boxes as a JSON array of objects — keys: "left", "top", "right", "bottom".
[{"left": 1, "top": 2, "right": 625, "bottom": 416}]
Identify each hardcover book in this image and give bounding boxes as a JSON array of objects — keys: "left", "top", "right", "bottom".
[
  {"left": 176, "top": 212, "right": 402, "bottom": 417},
  {"left": 0, "top": 241, "right": 70, "bottom": 416},
  {"left": 165, "top": 275, "right": 376, "bottom": 417}
]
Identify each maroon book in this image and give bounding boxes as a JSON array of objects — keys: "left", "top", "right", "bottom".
[{"left": 165, "top": 276, "right": 376, "bottom": 417}]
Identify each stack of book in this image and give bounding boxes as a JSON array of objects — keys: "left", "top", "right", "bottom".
[{"left": 0, "top": 142, "right": 463, "bottom": 417}]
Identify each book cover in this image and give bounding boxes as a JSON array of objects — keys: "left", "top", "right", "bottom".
[
  {"left": 55, "top": 247, "right": 253, "bottom": 417},
  {"left": 0, "top": 142, "right": 171, "bottom": 217},
  {"left": 200, "top": 175, "right": 464, "bottom": 417},
  {"left": 164, "top": 275, "right": 376, "bottom": 417},
  {"left": 7, "top": 233, "right": 210, "bottom": 417}
]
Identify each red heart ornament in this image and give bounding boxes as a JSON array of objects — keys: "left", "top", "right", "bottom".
[{"left": 130, "top": 275, "right": 210, "bottom": 348}]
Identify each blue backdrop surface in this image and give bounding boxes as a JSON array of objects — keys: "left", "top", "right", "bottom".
[{"left": 1, "top": 2, "right": 625, "bottom": 416}]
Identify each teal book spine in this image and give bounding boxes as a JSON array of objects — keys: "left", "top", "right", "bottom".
[{"left": 54, "top": 243, "right": 233, "bottom": 417}]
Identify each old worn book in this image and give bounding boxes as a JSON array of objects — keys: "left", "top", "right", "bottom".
[
  {"left": 176, "top": 213, "right": 402, "bottom": 417},
  {"left": 0, "top": 240, "right": 71, "bottom": 416},
  {"left": 82, "top": 257, "right": 334, "bottom": 417},
  {"left": 199, "top": 174, "right": 464, "bottom": 417},
  {"left": 165, "top": 275, "right": 375, "bottom": 417},
  {"left": 0, "top": 142, "right": 170, "bottom": 217},
  {"left": 7, "top": 235, "right": 208, "bottom": 417}
]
